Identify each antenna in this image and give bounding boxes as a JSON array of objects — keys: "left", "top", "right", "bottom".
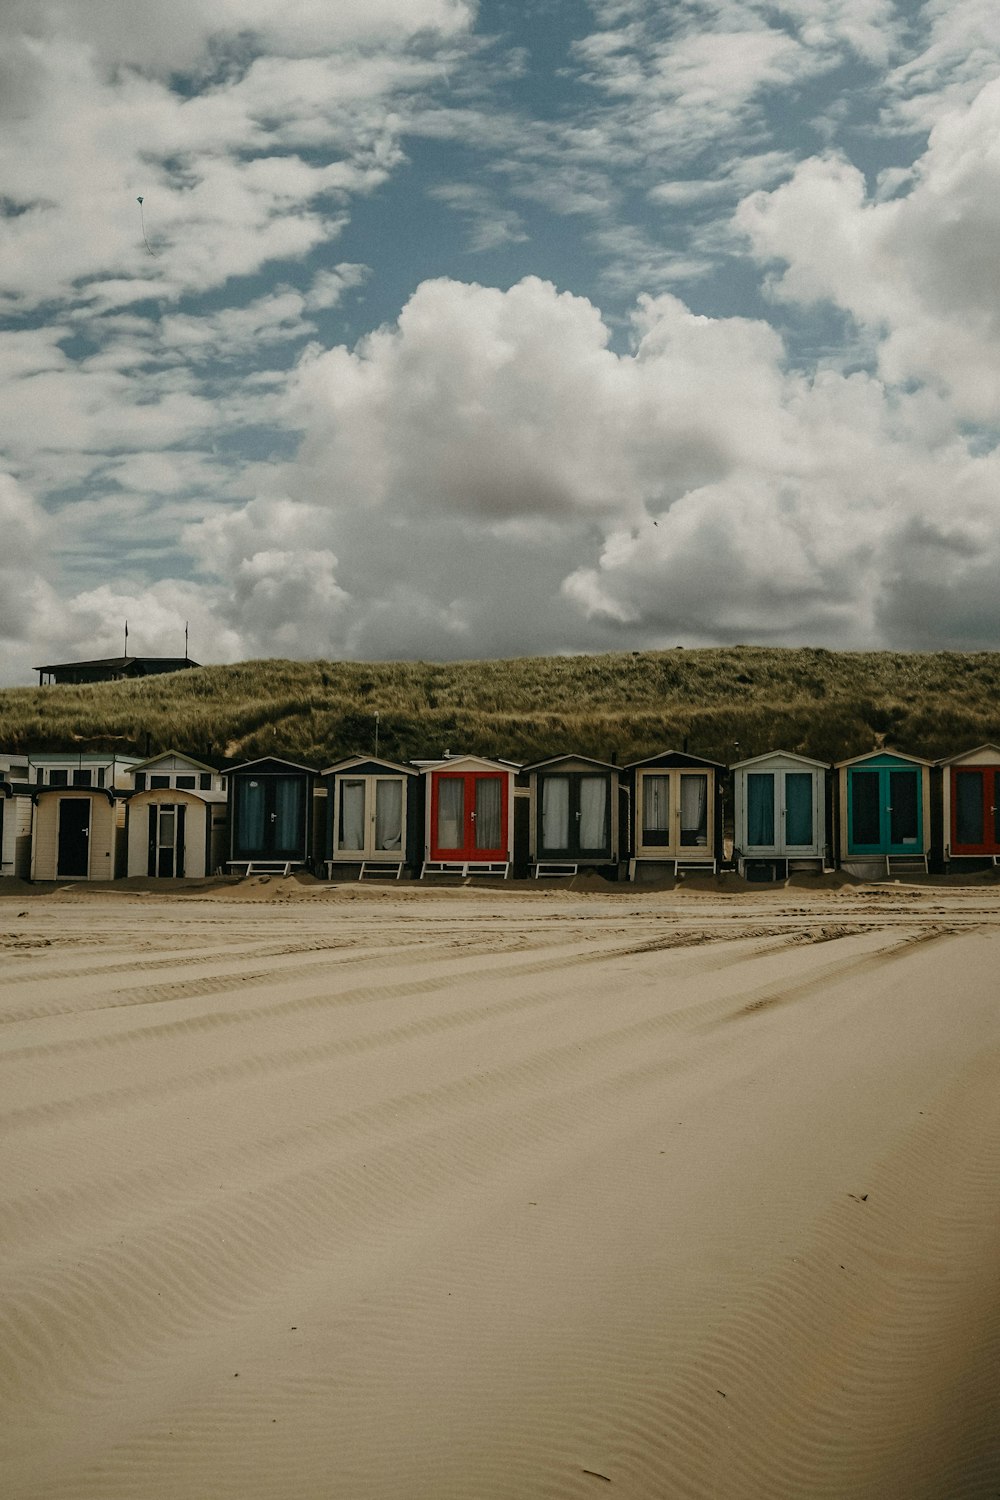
[
  {"left": 185, "top": 620, "right": 189, "bottom": 661},
  {"left": 137, "top": 196, "right": 158, "bottom": 257},
  {"left": 374, "top": 711, "right": 380, "bottom": 758},
  {"left": 124, "top": 619, "right": 129, "bottom": 658}
]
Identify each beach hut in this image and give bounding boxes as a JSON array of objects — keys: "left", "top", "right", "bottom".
[
  {"left": 415, "top": 755, "right": 519, "bottom": 877},
  {"left": 733, "top": 751, "right": 829, "bottom": 878},
  {"left": 522, "top": 755, "right": 620, "bottom": 876},
  {"left": 0, "top": 755, "right": 33, "bottom": 878},
  {"left": 624, "top": 751, "right": 725, "bottom": 878},
  {"left": 322, "top": 756, "right": 421, "bottom": 879},
  {"left": 125, "top": 752, "right": 227, "bottom": 879},
  {"left": 27, "top": 753, "right": 140, "bottom": 881},
  {"left": 938, "top": 744, "right": 1000, "bottom": 868},
  {"left": 225, "top": 757, "right": 317, "bottom": 875},
  {"left": 835, "top": 749, "right": 932, "bottom": 876}
]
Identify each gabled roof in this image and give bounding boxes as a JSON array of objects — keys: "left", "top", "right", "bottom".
[
  {"left": 224, "top": 757, "right": 317, "bottom": 775},
  {"left": 412, "top": 754, "right": 521, "bottom": 773},
  {"left": 732, "top": 750, "right": 830, "bottom": 771},
  {"left": 624, "top": 749, "right": 726, "bottom": 771},
  {"left": 835, "top": 748, "right": 935, "bottom": 769},
  {"left": 129, "top": 749, "right": 218, "bottom": 774},
  {"left": 522, "top": 754, "right": 619, "bottom": 773},
  {"left": 322, "top": 755, "right": 417, "bottom": 776},
  {"left": 936, "top": 743, "right": 1000, "bottom": 766}
]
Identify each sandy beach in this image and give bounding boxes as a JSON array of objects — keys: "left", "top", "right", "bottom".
[{"left": 2, "top": 876, "right": 999, "bottom": 1499}]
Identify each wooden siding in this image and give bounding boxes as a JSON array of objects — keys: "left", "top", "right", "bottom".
[
  {"left": 1, "top": 795, "right": 33, "bottom": 878},
  {"left": 31, "top": 793, "right": 121, "bottom": 881},
  {"left": 126, "top": 790, "right": 213, "bottom": 879}
]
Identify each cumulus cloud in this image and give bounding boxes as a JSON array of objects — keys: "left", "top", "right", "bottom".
[
  {"left": 162, "top": 274, "right": 1000, "bottom": 661},
  {"left": 3, "top": 0, "right": 1000, "bottom": 685},
  {"left": 737, "top": 73, "right": 1000, "bottom": 420}
]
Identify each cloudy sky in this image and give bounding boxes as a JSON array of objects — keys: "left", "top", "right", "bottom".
[{"left": 2, "top": 0, "right": 1000, "bottom": 683}]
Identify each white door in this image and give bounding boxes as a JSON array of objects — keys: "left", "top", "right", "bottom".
[{"left": 336, "top": 776, "right": 405, "bottom": 860}]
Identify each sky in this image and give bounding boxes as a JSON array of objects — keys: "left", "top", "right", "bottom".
[{"left": 2, "top": 0, "right": 1000, "bottom": 684}]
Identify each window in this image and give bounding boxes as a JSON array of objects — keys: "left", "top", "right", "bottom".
[
  {"left": 199, "top": 773, "right": 213, "bottom": 791},
  {"left": 679, "top": 775, "right": 708, "bottom": 846},
  {"left": 150, "top": 775, "right": 170, "bottom": 789},
  {"left": 49, "top": 769, "right": 68, "bottom": 787},
  {"left": 641, "top": 775, "right": 670, "bottom": 846},
  {"left": 72, "top": 769, "right": 93, "bottom": 788},
  {"left": 134, "top": 772, "right": 147, "bottom": 791},
  {"left": 176, "top": 776, "right": 196, "bottom": 790}
]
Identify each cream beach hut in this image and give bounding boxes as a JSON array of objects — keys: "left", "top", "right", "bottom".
[
  {"left": 623, "top": 751, "right": 725, "bottom": 878},
  {"left": 0, "top": 754, "right": 34, "bottom": 878},
  {"left": 28, "top": 753, "right": 140, "bottom": 881},
  {"left": 323, "top": 755, "right": 421, "bottom": 879},
  {"left": 125, "top": 752, "right": 227, "bottom": 878}
]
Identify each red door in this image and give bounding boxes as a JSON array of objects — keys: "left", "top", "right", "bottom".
[
  {"left": 431, "top": 772, "right": 507, "bottom": 861},
  {"left": 952, "top": 767, "right": 1000, "bottom": 854}
]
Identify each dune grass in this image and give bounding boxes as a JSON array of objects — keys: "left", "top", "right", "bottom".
[{"left": 2, "top": 647, "right": 999, "bottom": 767}]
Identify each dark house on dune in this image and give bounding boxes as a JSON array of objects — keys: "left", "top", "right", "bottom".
[{"left": 35, "top": 655, "right": 199, "bottom": 687}]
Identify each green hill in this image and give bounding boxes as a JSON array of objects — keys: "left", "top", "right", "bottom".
[{"left": 2, "top": 648, "right": 999, "bottom": 767}]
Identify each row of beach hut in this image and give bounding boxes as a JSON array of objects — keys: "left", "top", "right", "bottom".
[{"left": 2, "top": 744, "right": 1000, "bottom": 883}]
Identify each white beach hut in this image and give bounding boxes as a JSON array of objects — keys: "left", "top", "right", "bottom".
[{"left": 733, "top": 751, "right": 829, "bottom": 878}]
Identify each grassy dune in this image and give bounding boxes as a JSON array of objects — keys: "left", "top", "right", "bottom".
[{"left": 2, "top": 647, "right": 999, "bottom": 766}]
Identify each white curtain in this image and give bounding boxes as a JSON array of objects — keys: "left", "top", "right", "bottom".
[
  {"left": 679, "top": 775, "right": 708, "bottom": 846},
  {"left": 437, "top": 777, "right": 464, "bottom": 850},
  {"left": 374, "top": 779, "right": 403, "bottom": 851},
  {"left": 339, "top": 780, "right": 366, "bottom": 850},
  {"left": 642, "top": 775, "right": 669, "bottom": 841},
  {"left": 578, "top": 777, "right": 607, "bottom": 849},
  {"left": 474, "top": 777, "right": 502, "bottom": 850},
  {"left": 541, "top": 776, "right": 570, "bottom": 849}
]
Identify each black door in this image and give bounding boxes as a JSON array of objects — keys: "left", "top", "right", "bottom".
[
  {"left": 538, "top": 773, "right": 611, "bottom": 859},
  {"left": 233, "top": 774, "right": 306, "bottom": 859},
  {"left": 57, "top": 799, "right": 90, "bottom": 877}
]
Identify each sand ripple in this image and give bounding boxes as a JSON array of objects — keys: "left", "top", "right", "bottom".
[{"left": 1, "top": 887, "right": 999, "bottom": 1498}]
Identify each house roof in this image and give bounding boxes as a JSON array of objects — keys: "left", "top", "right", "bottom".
[
  {"left": 127, "top": 786, "right": 228, "bottom": 804},
  {"left": 732, "top": 750, "right": 830, "bottom": 771},
  {"left": 322, "top": 755, "right": 417, "bottom": 776},
  {"left": 412, "top": 754, "right": 521, "bottom": 773},
  {"left": 522, "top": 754, "right": 619, "bottom": 773},
  {"left": 224, "top": 756, "right": 318, "bottom": 775},
  {"left": 936, "top": 743, "right": 1000, "bottom": 766},
  {"left": 129, "top": 750, "right": 218, "bottom": 774},
  {"left": 34, "top": 655, "right": 199, "bottom": 673},
  {"left": 624, "top": 749, "right": 726, "bottom": 771},
  {"left": 834, "top": 748, "right": 935, "bottom": 769}
]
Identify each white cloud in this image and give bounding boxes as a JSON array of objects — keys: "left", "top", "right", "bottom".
[
  {"left": 0, "top": 8, "right": 472, "bottom": 312},
  {"left": 737, "top": 73, "right": 1000, "bottom": 420},
  {"left": 150, "top": 273, "right": 1000, "bottom": 663}
]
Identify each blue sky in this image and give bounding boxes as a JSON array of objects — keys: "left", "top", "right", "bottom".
[{"left": 2, "top": 0, "right": 1000, "bottom": 683}]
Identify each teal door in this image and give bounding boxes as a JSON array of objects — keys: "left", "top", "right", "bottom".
[
  {"left": 848, "top": 766, "right": 921, "bottom": 854},
  {"left": 745, "top": 770, "right": 815, "bottom": 855}
]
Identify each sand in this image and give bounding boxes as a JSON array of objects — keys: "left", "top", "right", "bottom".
[{"left": 2, "top": 877, "right": 999, "bottom": 1499}]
